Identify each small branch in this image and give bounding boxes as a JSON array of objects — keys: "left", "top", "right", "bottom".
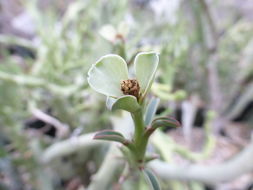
[
  {"left": 0, "top": 34, "right": 36, "bottom": 50},
  {"left": 149, "top": 133, "right": 253, "bottom": 184},
  {"left": 198, "top": 0, "right": 222, "bottom": 113},
  {"left": 175, "top": 111, "right": 216, "bottom": 161},
  {"left": 87, "top": 145, "right": 123, "bottom": 190},
  {"left": 197, "top": 0, "right": 218, "bottom": 49},
  {"left": 0, "top": 71, "right": 44, "bottom": 87},
  {"left": 192, "top": 0, "right": 223, "bottom": 133},
  {"left": 31, "top": 107, "right": 70, "bottom": 138},
  {"left": 206, "top": 55, "right": 223, "bottom": 113},
  {"left": 0, "top": 71, "right": 80, "bottom": 97},
  {"left": 42, "top": 133, "right": 103, "bottom": 163},
  {"left": 223, "top": 38, "right": 253, "bottom": 118},
  {"left": 225, "top": 82, "right": 253, "bottom": 120},
  {"left": 181, "top": 99, "right": 197, "bottom": 145}
]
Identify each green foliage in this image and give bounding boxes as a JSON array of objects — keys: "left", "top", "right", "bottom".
[
  {"left": 0, "top": 0, "right": 252, "bottom": 189},
  {"left": 134, "top": 52, "right": 159, "bottom": 98},
  {"left": 87, "top": 52, "right": 159, "bottom": 101},
  {"left": 144, "top": 97, "right": 160, "bottom": 126},
  {"left": 88, "top": 54, "right": 129, "bottom": 98},
  {"left": 94, "top": 130, "right": 128, "bottom": 144},
  {"left": 143, "top": 169, "right": 161, "bottom": 190},
  {"left": 111, "top": 96, "right": 140, "bottom": 113}
]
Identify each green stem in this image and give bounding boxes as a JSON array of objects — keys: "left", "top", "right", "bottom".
[
  {"left": 131, "top": 109, "right": 149, "bottom": 164},
  {"left": 132, "top": 109, "right": 145, "bottom": 144}
]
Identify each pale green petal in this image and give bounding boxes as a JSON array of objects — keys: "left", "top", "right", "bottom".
[
  {"left": 134, "top": 52, "right": 159, "bottom": 97},
  {"left": 88, "top": 54, "right": 128, "bottom": 97},
  {"left": 112, "top": 95, "right": 140, "bottom": 113}
]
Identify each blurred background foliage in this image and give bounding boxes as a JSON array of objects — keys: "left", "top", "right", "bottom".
[{"left": 0, "top": 0, "right": 253, "bottom": 189}]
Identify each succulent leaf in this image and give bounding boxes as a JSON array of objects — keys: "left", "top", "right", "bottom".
[
  {"left": 144, "top": 97, "right": 160, "bottom": 126},
  {"left": 151, "top": 117, "right": 181, "bottom": 130},
  {"left": 88, "top": 54, "right": 128, "bottom": 98},
  {"left": 143, "top": 169, "right": 161, "bottom": 190},
  {"left": 94, "top": 130, "right": 128, "bottom": 144},
  {"left": 111, "top": 95, "right": 140, "bottom": 113},
  {"left": 134, "top": 52, "right": 159, "bottom": 98}
]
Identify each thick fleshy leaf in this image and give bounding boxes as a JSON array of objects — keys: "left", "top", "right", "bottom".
[
  {"left": 144, "top": 154, "right": 159, "bottom": 163},
  {"left": 112, "top": 95, "right": 140, "bottom": 113},
  {"left": 88, "top": 54, "right": 128, "bottom": 98},
  {"left": 144, "top": 117, "right": 180, "bottom": 137},
  {"left": 143, "top": 169, "right": 161, "bottom": 190},
  {"left": 151, "top": 117, "right": 181, "bottom": 130},
  {"left": 144, "top": 97, "right": 160, "bottom": 126},
  {"left": 94, "top": 130, "right": 128, "bottom": 144},
  {"left": 134, "top": 52, "right": 159, "bottom": 97}
]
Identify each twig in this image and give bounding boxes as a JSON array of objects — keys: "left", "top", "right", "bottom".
[
  {"left": 42, "top": 133, "right": 102, "bottom": 163},
  {"left": 0, "top": 71, "right": 79, "bottom": 97},
  {"left": 149, "top": 132, "right": 253, "bottom": 184},
  {"left": 198, "top": 0, "right": 222, "bottom": 114},
  {"left": 223, "top": 38, "right": 253, "bottom": 118},
  {"left": 87, "top": 145, "right": 123, "bottom": 190},
  {"left": 181, "top": 99, "right": 197, "bottom": 145},
  {"left": 0, "top": 34, "right": 36, "bottom": 50},
  {"left": 206, "top": 55, "right": 223, "bottom": 113},
  {"left": 225, "top": 82, "right": 253, "bottom": 120},
  {"left": 191, "top": 0, "right": 224, "bottom": 133},
  {"left": 197, "top": 0, "right": 218, "bottom": 49},
  {"left": 31, "top": 107, "right": 70, "bottom": 138}
]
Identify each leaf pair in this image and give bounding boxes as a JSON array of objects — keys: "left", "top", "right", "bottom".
[
  {"left": 94, "top": 116, "right": 180, "bottom": 145},
  {"left": 88, "top": 52, "right": 159, "bottom": 112}
]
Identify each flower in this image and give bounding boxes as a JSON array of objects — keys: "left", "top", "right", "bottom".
[
  {"left": 87, "top": 52, "right": 159, "bottom": 112},
  {"left": 99, "top": 22, "right": 129, "bottom": 43},
  {"left": 121, "top": 79, "right": 140, "bottom": 99}
]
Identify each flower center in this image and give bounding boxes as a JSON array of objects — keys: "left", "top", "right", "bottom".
[{"left": 121, "top": 79, "right": 140, "bottom": 99}]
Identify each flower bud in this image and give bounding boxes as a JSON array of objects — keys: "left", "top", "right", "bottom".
[{"left": 121, "top": 79, "right": 140, "bottom": 99}]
